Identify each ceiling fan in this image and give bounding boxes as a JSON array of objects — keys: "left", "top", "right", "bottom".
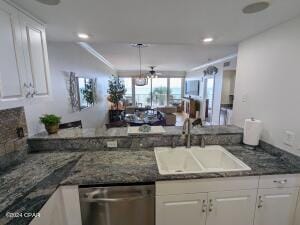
[{"left": 146, "top": 66, "right": 162, "bottom": 79}]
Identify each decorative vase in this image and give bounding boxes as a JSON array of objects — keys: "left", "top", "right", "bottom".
[{"left": 45, "top": 124, "right": 59, "bottom": 134}]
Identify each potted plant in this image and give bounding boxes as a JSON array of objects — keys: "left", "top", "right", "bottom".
[
  {"left": 40, "top": 114, "right": 61, "bottom": 134},
  {"left": 107, "top": 76, "right": 126, "bottom": 110}
]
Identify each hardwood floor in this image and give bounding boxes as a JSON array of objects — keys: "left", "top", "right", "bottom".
[
  {"left": 174, "top": 112, "right": 211, "bottom": 126},
  {"left": 174, "top": 112, "right": 189, "bottom": 126}
]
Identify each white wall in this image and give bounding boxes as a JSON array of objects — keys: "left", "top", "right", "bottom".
[
  {"left": 1, "top": 42, "right": 114, "bottom": 136},
  {"left": 233, "top": 16, "right": 300, "bottom": 155},
  {"left": 221, "top": 70, "right": 236, "bottom": 105}
]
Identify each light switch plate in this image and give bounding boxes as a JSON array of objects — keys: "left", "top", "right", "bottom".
[
  {"left": 107, "top": 140, "right": 118, "bottom": 148},
  {"left": 242, "top": 94, "right": 247, "bottom": 103},
  {"left": 284, "top": 130, "right": 295, "bottom": 147}
]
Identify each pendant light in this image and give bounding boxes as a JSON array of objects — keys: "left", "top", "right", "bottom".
[{"left": 132, "top": 44, "right": 148, "bottom": 86}]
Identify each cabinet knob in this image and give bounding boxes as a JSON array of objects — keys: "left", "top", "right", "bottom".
[
  {"left": 257, "top": 196, "right": 263, "bottom": 208},
  {"left": 202, "top": 200, "right": 207, "bottom": 213},
  {"left": 208, "top": 199, "right": 213, "bottom": 212},
  {"left": 23, "top": 82, "right": 36, "bottom": 98},
  {"left": 273, "top": 179, "right": 287, "bottom": 184}
]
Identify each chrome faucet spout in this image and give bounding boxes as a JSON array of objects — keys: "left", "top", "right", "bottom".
[
  {"left": 200, "top": 136, "right": 205, "bottom": 148},
  {"left": 182, "top": 118, "right": 191, "bottom": 148}
]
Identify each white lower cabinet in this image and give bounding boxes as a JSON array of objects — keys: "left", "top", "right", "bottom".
[
  {"left": 254, "top": 188, "right": 299, "bottom": 225},
  {"left": 156, "top": 177, "right": 300, "bottom": 225},
  {"left": 30, "top": 186, "right": 82, "bottom": 225},
  {"left": 206, "top": 190, "right": 257, "bottom": 225},
  {"left": 29, "top": 187, "right": 66, "bottom": 225},
  {"left": 156, "top": 193, "right": 207, "bottom": 225},
  {"left": 156, "top": 189, "right": 257, "bottom": 225}
]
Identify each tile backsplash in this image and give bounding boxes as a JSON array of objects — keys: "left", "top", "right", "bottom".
[{"left": 0, "top": 107, "right": 28, "bottom": 170}]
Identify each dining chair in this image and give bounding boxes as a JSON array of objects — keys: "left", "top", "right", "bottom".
[{"left": 59, "top": 120, "right": 82, "bottom": 129}]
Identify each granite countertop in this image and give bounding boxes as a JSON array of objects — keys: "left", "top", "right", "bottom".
[
  {"left": 29, "top": 125, "right": 243, "bottom": 140},
  {"left": 2, "top": 144, "right": 300, "bottom": 225},
  {"left": 63, "top": 145, "right": 300, "bottom": 185},
  {"left": 0, "top": 153, "right": 82, "bottom": 225}
]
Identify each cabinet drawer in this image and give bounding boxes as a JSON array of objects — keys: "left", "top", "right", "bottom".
[
  {"left": 156, "top": 177, "right": 259, "bottom": 195},
  {"left": 259, "top": 174, "right": 300, "bottom": 189}
]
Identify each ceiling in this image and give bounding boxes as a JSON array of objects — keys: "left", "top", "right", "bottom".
[
  {"left": 10, "top": 0, "right": 300, "bottom": 71},
  {"left": 90, "top": 43, "right": 237, "bottom": 71}
]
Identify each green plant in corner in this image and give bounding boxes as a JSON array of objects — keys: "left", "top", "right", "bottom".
[
  {"left": 40, "top": 114, "right": 61, "bottom": 134},
  {"left": 107, "top": 75, "right": 126, "bottom": 109}
]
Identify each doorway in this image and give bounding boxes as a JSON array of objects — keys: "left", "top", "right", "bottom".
[{"left": 204, "top": 76, "right": 215, "bottom": 124}]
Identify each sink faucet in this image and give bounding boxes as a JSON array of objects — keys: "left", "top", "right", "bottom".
[
  {"left": 182, "top": 118, "right": 191, "bottom": 148},
  {"left": 200, "top": 136, "right": 205, "bottom": 148},
  {"left": 171, "top": 136, "right": 177, "bottom": 148}
]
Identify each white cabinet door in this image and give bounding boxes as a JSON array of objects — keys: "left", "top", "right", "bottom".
[
  {"left": 0, "top": 1, "right": 25, "bottom": 100},
  {"left": 29, "top": 188, "right": 66, "bottom": 225},
  {"left": 156, "top": 193, "right": 207, "bottom": 225},
  {"left": 20, "top": 14, "right": 50, "bottom": 97},
  {"left": 30, "top": 186, "right": 82, "bottom": 225},
  {"left": 206, "top": 189, "right": 257, "bottom": 225},
  {"left": 254, "top": 188, "right": 299, "bottom": 225}
]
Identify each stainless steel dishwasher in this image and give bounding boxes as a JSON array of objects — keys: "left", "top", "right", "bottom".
[{"left": 79, "top": 184, "right": 155, "bottom": 225}]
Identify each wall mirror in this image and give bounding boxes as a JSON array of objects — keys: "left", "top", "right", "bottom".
[
  {"left": 78, "top": 77, "right": 96, "bottom": 109},
  {"left": 69, "top": 72, "right": 97, "bottom": 111}
]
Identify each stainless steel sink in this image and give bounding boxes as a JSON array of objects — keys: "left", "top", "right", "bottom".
[{"left": 154, "top": 145, "right": 251, "bottom": 175}]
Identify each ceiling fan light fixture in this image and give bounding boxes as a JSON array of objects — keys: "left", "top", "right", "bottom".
[
  {"left": 131, "top": 43, "right": 149, "bottom": 86},
  {"left": 135, "top": 78, "right": 148, "bottom": 86},
  {"left": 130, "top": 43, "right": 150, "bottom": 48},
  {"left": 148, "top": 66, "right": 160, "bottom": 79}
]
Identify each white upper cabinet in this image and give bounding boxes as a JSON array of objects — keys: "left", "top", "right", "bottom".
[
  {"left": 206, "top": 190, "right": 257, "bottom": 225},
  {"left": 0, "top": 0, "right": 50, "bottom": 103},
  {"left": 254, "top": 187, "right": 299, "bottom": 225},
  {"left": 20, "top": 13, "right": 50, "bottom": 97},
  {"left": 0, "top": 1, "right": 25, "bottom": 100}
]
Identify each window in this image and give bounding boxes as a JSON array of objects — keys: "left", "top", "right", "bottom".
[
  {"left": 169, "top": 78, "right": 182, "bottom": 105},
  {"left": 152, "top": 78, "right": 168, "bottom": 107},
  {"left": 123, "top": 77, "right": 183, "bottom": 107},
  {"left": 135, "top": 79, "right": 151, "bottom": 107},
  {"left": 121, "top": 78, "right": 133, "bottom": 106}
]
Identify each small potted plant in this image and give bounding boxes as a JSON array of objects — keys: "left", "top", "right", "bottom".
[{"left": 40, "top": 114, "right": 61, "bottom": 134}]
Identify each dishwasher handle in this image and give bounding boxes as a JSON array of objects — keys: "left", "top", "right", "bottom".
[{"left": 82, "top": 190, "right": 151, "bottom": 203}]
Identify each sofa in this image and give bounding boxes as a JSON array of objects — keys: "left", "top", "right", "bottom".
[{"left": 156, "top": 106, "right": 177, "bottom": 126}]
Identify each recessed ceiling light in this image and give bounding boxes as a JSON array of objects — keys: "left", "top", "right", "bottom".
[
  {"left": 243, "top": 1, "right": 270, "bottom": 14},
  {"left": 78, "top": 33, "right": 89, "bottom": 39},
  {"left": 35, "top": 0, "right": 60, "bottom": 5},
  {"left": 203, "top": 37, "right": 214, "bottom": 43}
]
